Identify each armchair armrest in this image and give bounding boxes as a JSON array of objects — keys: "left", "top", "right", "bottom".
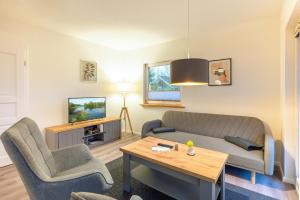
[
  {"left": 52, "top": 144, "right": 93, "bottom": 172},
  {"left": 141, "top": 119, "right": 162, "bottom": 138},
  {"left": 264, "top": 133, "right": 275, "bottom": 175},
  {"left": 71, "top": 192, "right": 117, "bottom": 200},
  {"left": 70, "top": 192, "right": 142, "bottom": 200},
  {"left": 38, "top": 163, "right": 114, "bottom": 198},
  {"left": 47, "top": 166, "right": 106, "bottom": 182}
]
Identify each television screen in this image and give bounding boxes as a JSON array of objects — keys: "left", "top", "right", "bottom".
[{"left": 68, "top": 97, "right": 106, "bottom": 123}]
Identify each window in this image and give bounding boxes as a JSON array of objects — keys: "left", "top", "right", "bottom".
[{"left": 143, "top": 61, "right": 183, "bottom": 108}]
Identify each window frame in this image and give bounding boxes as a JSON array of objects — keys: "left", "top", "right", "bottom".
[{"left": 143, "top": 61, "right": 184, "bottom": 108}]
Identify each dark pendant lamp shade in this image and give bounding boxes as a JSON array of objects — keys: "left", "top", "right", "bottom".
[{"left": 170, "top": 58, "right": 209, "bottom": 86}]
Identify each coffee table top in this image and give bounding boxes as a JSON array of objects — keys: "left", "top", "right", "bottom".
[{"left": 120, "top": 136, "right": 229, "bottom": 183}]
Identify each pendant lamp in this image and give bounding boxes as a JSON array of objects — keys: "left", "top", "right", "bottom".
[{"left": 170, "top": 0, "right": 209, "bottom": 86}]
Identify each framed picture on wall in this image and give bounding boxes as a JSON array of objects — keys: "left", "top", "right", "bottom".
[
  {"left": 208, "top": 58, "right": 232, "bottom": 86},
  {"left": 80, "top": 60, "right": 97, "bottom": 82}
]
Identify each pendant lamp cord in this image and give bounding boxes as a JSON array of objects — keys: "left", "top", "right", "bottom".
[{"left": 187, "top": 0, "right": 190, "bottom": 59}]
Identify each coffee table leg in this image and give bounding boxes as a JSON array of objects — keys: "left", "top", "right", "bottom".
[
  {"left": 123, "top": 153, "right": 131, "bottom": 192},
  {"left": 198, "top": 180, "right": 215, "bottom": 200},
  {"left": 220, "top": 167, "right": 225, "bottom": 200}
]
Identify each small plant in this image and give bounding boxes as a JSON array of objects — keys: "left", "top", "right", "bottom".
[
  {"left": 186, "top": 140, "right": 196, "bottom": 156},
  {"left": 186, "top": 140, "right": 194, "bottom": 148}
]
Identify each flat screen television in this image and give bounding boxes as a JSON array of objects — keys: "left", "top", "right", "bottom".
[{"left": 68, "top": 97, "right": 106, "bottom": 123}]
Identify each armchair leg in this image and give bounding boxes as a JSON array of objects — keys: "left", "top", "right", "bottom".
[{"left": 251, "top": 171, "right": 256, "bottom": 184}]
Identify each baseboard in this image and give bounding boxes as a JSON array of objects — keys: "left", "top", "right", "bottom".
[
  {"left": 0, "top": 155, "right": 12, "bottom": 167},
  {"left": 133, "top": 131, "right": 140, "bottom": 135},
  {"left": 122, "top": 129, "right": 140, "bottom": 135},
  {"left": 283, "top": 176, "right": 297, "bottom": 185}
]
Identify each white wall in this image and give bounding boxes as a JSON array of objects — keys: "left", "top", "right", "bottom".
[
  {"left": 123, "top": 17, "right": 282, "bottom": 163},
  {"left": 0, "top": 16, "right": 125, "bottom": 132},
  {"left": 280, "top": 0, "right": 300, "bottom": 184}
]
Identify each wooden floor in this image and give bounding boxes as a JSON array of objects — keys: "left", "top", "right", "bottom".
[{"left": 0, "top": 133, "right": 298, "bottom": 200}]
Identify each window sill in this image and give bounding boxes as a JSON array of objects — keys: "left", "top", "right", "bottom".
[{"left": 140, "top": 103, "right": 185, "bottom": 108}]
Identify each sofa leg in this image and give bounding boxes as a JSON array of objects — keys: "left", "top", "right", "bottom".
[{"left": 251, "top": 171, "right": 256, "bottom": 184}]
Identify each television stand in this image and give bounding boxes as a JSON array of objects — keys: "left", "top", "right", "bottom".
[{"left": 45, "top": 117, "right": 121, "bottom": 150}]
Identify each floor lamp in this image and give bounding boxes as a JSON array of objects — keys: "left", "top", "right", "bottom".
[{"left": 118, "top": 82, "right": 134, "bottom": 135}]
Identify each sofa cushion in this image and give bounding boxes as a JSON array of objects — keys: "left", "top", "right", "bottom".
[
  {"left": 146, "top": 131, "right": 264, "bottom": 173},
  {"left": 152, "top": 127, "right": 175, "bottom": 134},
  {"left": 224, "top": 136, "right": 264, "bottom": 151}
]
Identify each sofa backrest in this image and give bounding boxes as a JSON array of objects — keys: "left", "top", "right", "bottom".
[
  {"left": 162, "top": 111, "right": 265, "bottom": 145},
  {"left": 1, "top": 118, "right": 56, "bottom": 179}
]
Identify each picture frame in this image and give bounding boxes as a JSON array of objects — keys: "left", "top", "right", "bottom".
[
  {"left": 80, "top": 60, "right": 97, "bottom": 82},
  {"left": 208, "top": 58, "right": 232, "bottom": 86}
]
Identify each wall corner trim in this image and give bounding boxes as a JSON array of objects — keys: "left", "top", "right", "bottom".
[
  {"left": 275, "top": 161, "right": 284, "bottom": 178},
  {"left": 296, "top": 178, "right": 299, "bottom": 195}
]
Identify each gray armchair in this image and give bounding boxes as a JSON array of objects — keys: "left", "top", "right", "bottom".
[{"left": 1, "top": 117, "right": 113, "bottom": 200}]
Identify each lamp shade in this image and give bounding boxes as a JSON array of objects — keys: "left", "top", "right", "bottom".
[
  {"left": 118, "top": 82, "right": 133, "bottom": 93},
  {"left": 170, "top": 58, "right": 209, "bottom": 86}
]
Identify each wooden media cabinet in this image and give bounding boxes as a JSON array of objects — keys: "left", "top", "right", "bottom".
[{"left": 45, "top": 117, "right": 121, "bottom": 150}]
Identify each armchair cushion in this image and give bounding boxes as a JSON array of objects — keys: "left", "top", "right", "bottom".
[
  {"left": 52, "top": 144, "right": 93, "bottom": 172},
  {"left": 53, "top": 158, "right": 113, "bottom": 185}
]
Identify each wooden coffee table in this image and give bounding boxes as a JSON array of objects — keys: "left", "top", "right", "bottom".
[{"left": 120, "top": 136, "right": 228, "bottom": 200}]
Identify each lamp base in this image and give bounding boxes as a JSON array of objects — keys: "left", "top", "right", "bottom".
[{"left": 119, "top": 106, "right": 134, "bottom": 135}]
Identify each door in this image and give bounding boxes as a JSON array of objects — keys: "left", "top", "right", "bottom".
[{"left": 0, "top": 42, "right": 28, "bottom": 166}]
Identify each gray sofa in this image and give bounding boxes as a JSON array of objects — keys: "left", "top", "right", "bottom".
[
  {"left": 1, "top": 118, "right": 113, "bottom": 200},
  {"left": 142, "top": 111, "right": 275, "bottom": 183}
]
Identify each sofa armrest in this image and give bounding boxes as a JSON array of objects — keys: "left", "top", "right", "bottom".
[
  {"left": 264, "top": 133, "right": 275, "bottom": 175},
  {"left": 141, "top": 119, "right": 162, "bottom": 138},
  {"left": 52, "top": 144, "right": 93, "bottom": 172}
]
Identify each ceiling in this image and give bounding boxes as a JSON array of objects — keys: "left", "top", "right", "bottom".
[{"left": 0, "top": 0, "right": 283, "bottom": 50}]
